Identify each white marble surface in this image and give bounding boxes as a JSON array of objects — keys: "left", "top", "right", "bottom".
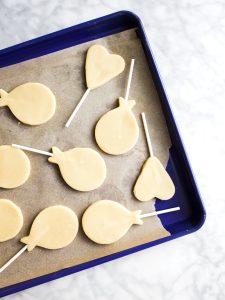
[{"left": 0, "top": 0, "right": 225, "bottom": 299}]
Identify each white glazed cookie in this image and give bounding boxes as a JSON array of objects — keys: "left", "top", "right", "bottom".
[
  {"left": 95, "top": 97, "right": 139, "bottom": 155},
  {"left": 86, "top": 45, "right": 125, "bottom": 90},
  {"left": 48, "top": 147, "right": 106, "bottom": 191},
  {"left": 0, "top": 145, "right": 31, "bottom": 188},
  {"left": 0, "top": 199, "right": 23, "bottom": 242},
  {"left": 21, "top": 205, "right": 79, "bottom": 251},
  {"left": 0, "top": 83, "right": 56, "bottom": 125},
  {"left": 82, "top": 200, "right": 143, "bottom": 244}
]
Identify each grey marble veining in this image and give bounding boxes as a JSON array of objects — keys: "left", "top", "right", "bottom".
[{"left": 1, "top": 0, "right": 225, "bottom": 299}]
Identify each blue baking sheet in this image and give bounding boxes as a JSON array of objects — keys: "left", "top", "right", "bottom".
[{"left": 0, "top": 11, "right": 205, "bottom": 297}]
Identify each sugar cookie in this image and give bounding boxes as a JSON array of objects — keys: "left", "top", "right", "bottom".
[
  {"left": 95, "top": 97, "right": 139, "bottom": 155},
  {"left": 21, "top": 205, "right": 78, "bottom": 251},
  {"left": 133, "top": 113, "right": 175, "bottom": 201},
  {"left": 0, "top": 83, "right": 56, "bottom": 125},
  {"left": 65, "top": 45, "right": 125, "bottom": 127},
  {"left": 48, "top": 147, "right": 106, "bottom": 191},
  {"left": 82, "top": 200, "right": 142, "bottom": 244},
  {"left": 86, "top": 45, "right": 125, "bottom": 90},
  {"left": 0, "top": 203, "right": 179, "bottom": 273},
  {"left": 134, "top": 156, "right": 175, "bottom": 201},
  {"left": 0, "top": 145, "right": 30, "bottom": 188},
  {"left": 0, "top": 199, "right": 23, "bottom": 242}
]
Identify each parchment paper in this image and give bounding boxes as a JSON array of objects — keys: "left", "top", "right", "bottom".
[{"left": 0, "top": 29, "right": 171, "bottom": 288}]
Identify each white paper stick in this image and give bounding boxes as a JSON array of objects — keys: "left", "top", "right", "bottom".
[
  {"left": 140, "top": 206, "right": 180, "bottom": 219},
  {"left": 65, "top": 88, "right": 91, "bottom": 128},
  {"left": 141, "top": 112, "right": 154, "bottom": 157},
  {"left": 12, "top": 144, "right": 53, "bottom": 157},
  {"left": 0, "top": 245, "right": 28, "bottom": 273},
  {"left": 125, "top": 59, "right": 135, "bottom": 101}
]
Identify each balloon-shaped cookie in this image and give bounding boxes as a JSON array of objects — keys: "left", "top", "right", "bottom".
[
  {"left": 82, "top": 200, "right": 143, "bottom": 244},
  {"left": 65, "top": 45, "right": 125, "bottom": 127},
  {"left": 0, "top": 83, "right": 56, "bottom": 125},
  {"left": 134, "top": 156, "right": 175, "bottom": 201},
  {"left": 0, "top": 145, "right": 30, "bottom": 188},
  {"left": 21, "top": 205, "right": 79, "bottom": 251},
  {"left": 95, "top": 97, "right": 139, "bottom": 155},
  {"left": 0, "top": 199, "right": 23, "bottom": 242},
  {"left": 82, "top": 200, "right": 180, "bottom": 245},
  {"left": 48, "top": 147, "right": 106, "bottom": 191}
]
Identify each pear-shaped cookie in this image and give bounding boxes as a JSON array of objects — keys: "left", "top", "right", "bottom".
[
  {"left": 134, "top": 156, "right": 175, "bottom": 201},
  {"left": 21, "top": 205, "right": 78, "bottom": 251},
  {"left": 48, "top": 147, "right": 106, "bottom": 191},
  {"left": 0, "top": 83, "right": 56, "bottom": 125},
  {"left": 82, "top": 200, "right": 143, "bottom": 244},
  {"left": 0, "top": 199, "right": 23, "bottom": 242},
  {"left": 0, "top": 145, "right": 30, "bottom": 188},
  {"left": 95, "top": 97, "right": 139, "bottom": 155}
]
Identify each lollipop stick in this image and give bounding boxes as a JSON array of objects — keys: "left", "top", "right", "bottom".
[
  {"left": 65, "top": 88, "right": 91, "bottom": 128},
  {"left": 140, "top": 206, "right": 180, "bottom": 219},
  {"left": 125, "top": 59, "right": 135, "bottom": 101},
  {"left": 141, "top": 112, "right": 154, "bottom": 157},
  {"left": 12, "top": 144, "right": 53, "bottom": 157},
  {"left": 0, "top": 245, "right": 27, "bottom": 273}
]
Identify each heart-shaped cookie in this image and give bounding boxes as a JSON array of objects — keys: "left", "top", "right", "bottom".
[
  {"left": 86, "top": 45, "right": 125, "bottom": 90},
  {"left": 134, "top": 156, "right": 175, "bottom": 201}
]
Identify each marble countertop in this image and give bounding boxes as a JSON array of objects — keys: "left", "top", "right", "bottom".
[{"left": 1, "top": 0, "right": 224, "bottom": 299}]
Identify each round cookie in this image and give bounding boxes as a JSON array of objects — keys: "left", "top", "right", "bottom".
[
  {"left": 0, "top": 145, "right": 31, "bottom": 188},
  {"left": 0, "top": 199, "right": 23, "bottom": 242}
]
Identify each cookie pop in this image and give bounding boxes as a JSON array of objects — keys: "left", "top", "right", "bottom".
[
  {"left": 95, "top": 59, "right": 139, "bottom": 155},
  {"left": 65, "top": 45, "right": 125, "bottom": 127},
  {"left": 0, "top": 205, "right": 79, "bottom": 273},
  {"left": 82, "top": 200, "right": 180, "bottom": 244},
  {"left": 0, "top": 83, "right": 56, "bottom": 125},
  {"left": 134, "top": 113, "right": 175, "bottom": 201},
  {"left": 12, "top": 144, "right": 106, "bottom": 192}
]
